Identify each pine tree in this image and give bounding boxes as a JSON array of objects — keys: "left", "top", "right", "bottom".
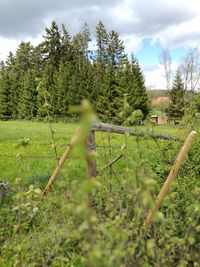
[
  {"left": 125, "top": 56, "right": 149, "bottom": 118},
  {"left": 169, "top": 70, "right": 185, "bottom": 119},
  {"left": 5, "top": 52, "right": 15, "bottom": 68},
  {"left": 60, "top": 24, "right": 73, "bottom": 62},
  {"left": 0, "top": 71, "right": 13, "bottom": 118},
  {"left": 96, "top": 21, "right": 109, "bottom": 66},
  {"left": 80, "top": 23, "right": 91, "bottom": 56},
  {"left": 15, "top": 42, "right": 34, "bottom": 72},
  {"left": 95, "top": 26, "right": 128, "bottom": 121},
  {"left": 12, "top": 42, "right": 36, "bottom": 118},
  {"left": 17, "top": 69, "right": 38, "bottom": 119},
  {"left": 0, "top": 20, "right": 150, "bottom": 122},
  {"left": 54, "top": 61, "right": 72, "bottom": 115},
  {"left": 72, "top": 23, "right": 91, "bottom": 71},
  {"left": 95, "top": 22, "right": 109, "bottom": 118},
  {"left": 3, "top": 52, "right": 19, "bottom": 118},
  {"left": 67, "top": 58, "right": 95, "bottom": 108},
  {"left": 42, "top": 20, "right": 62, "bottom": 68},
  {"left": 107, "top": 30, "right": 127, "bottom": 70}
]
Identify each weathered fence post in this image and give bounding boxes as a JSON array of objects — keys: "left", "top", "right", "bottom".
[
  {"left": 85, "top": 130, "right": 97, "bottom": 178},
  {"left": 85, "top": 129, "right": 97, "bottom": 252},
  {"left": 144, "top": 130, "right": 197, "bottom": 227},
  {"left": 40, "top": 127, "right": 80, "bottom": 201}
]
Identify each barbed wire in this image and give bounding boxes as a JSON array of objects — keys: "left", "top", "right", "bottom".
[
  {"left": 0, "top": 154, "right": 81, "bottom": 160},
  {"left": 0, "top": 149, "right": 123, "bottom": 160},
  {"left": 0, "top": 141, "right": 71, "bottom": 147},
  {"left": 0, "top": 141, "right": 122, "bottom": 149},
  {"left": 0, "top": 122, "right": 182, "bottom": 186}
]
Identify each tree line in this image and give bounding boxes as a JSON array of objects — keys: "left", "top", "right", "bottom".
[
  {"left": 0, "top": 21, "right": 149, "bottom": 123},
  {"left": 160, "top": 48, "right": 200, "bottom": 121}
]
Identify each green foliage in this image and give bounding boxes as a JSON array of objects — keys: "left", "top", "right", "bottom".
[
  {"left": 194, "top": 92, "right": 200, "bottom": 112},
  {"left": 180, "top": 92, "right": 200, "bottom": 129},
  {"left": 126, "top": 57, "right": 149, "bottom": 119},
  {"left": 0, "top": 71, "right": 13, "bottom": 118},
  {"left": 127, "top": 109, "right": 143, "bottom": 125},
  {"left": 0, "top": 20, "right": 149, "bottom": 123},
  {"left": 119, "top": 95, "right": 144, "bottom": 125},
  {"left": 0, "top": 115, "right": 199, "bottom": 266},
  {"left": 169, "top": 71, "right": 185, "bottom": 119}
]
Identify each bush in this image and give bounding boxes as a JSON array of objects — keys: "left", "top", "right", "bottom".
[{"left": 127, "top": 109, "right": 143, "bottom": 126}]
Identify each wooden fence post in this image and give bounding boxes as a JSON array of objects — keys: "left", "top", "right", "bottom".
[
  {"left": 144, "top": 130, "right": 197, "bottom": 227},
  {"left": 40, "top": 128, "right": 80, "bottom": 201},
  {"left": 86, "top": 130, "right": 97, "bottom": 178},
  {"left": 85, "top": 130, "right": 96, "bottom": 252}
]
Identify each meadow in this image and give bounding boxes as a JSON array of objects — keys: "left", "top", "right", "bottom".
[
  {"left": 0, "top": 120, "right": 188, "bottom": 184},
  {"left": 0, "top": 120, "right": 199, "bottom": 266}
]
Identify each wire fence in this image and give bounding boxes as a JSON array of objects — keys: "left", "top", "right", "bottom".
[
  {"left": 0, "top": 121, "right": 182, "bottom": 189},
  {"left": 0, "top": 140, "right": 123, "bottom": 160},
  {"left": 0, "top": 140, "right": 122, "bottom": 149},
  {"left": 0, "top": 136, "right": 130, "bottom": 190}
]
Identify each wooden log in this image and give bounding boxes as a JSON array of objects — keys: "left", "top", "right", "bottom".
[
  {"left": 144, "top": 130, "right": 197, "bottom": 227},
  {"left": 92, "top": 122, "right": 180, "bottom": 141},
  {"left": 40, "top": 128, "right": 80, "bottom": 200}
]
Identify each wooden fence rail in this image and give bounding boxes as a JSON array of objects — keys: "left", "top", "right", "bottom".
[
  {"left": 40, "top": 122, "right": 181, "bottom": 200},
  {"left": 92, "top": 122, "right": 180, "bottom": 141}
]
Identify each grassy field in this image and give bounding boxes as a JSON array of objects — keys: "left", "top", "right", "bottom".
[
  {"left": 0, "top": 120, "right": 189, "bottom": 185},
  {"left": 1, "top": 120, "right": 199, "bottom": 266},
  {"left": 0, "top": 121, "right": 78, "bottom": 185}
]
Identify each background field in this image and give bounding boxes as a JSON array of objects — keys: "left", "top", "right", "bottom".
[{"left": 0, "top": 120, "right": 188, "bottom": 185}]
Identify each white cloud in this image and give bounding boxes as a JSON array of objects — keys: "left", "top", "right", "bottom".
[
  {"left": 123, "top": 34, "right": 143, "bottom": 54},
  {"left": 1, "top": 0, "right": 200, "bottom": 88},
  {"left": 0, "top": 35, "right": 43, "bottom": 61},
  {"left": 144, "top": 64, "right": 166, "bottom": 89},
  {"left": 143, "top": 60, "right": 180, "bottom": 89},
  {"left": 153, "top": 15, "right": 200, "bottom": 48},
  {"left": 0, "top": 37, "right": 19, "bottom": 61}
]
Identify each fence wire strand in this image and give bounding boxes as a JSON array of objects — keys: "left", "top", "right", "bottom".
[{"left": 0, "top": 128, "right": 177, "bottom": 182}]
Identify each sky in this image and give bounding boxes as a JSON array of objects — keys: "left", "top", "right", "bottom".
[{"left": 0, "top": 0, "right": 200, "bottom": 89}]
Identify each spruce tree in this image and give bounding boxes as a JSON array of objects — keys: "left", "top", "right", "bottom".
[
  {"left": 107, "top": 30, "right": 127, "bottom": 69},
  {"left": 169, "top": 70, "right": 185, "bottom": 119},
  {"left": 3, "top": 52, "right": 19, "bottom": 118},
  {"left": 42, "top": 20, "right": 62, "bottom": 69},
  {"left": 60, "top": 24, "right": 73, "bottom": 62},
  {"left": 95, "top": 25, "right": 128, "bottom": 120},
  {"left": 0, "top": 20, "right": 150, "bottom": 122},
  {"left": 96, "top": 21, "right": 109, "bottom": 66},
  {"left": 125, "top": 56, "right": 149, "bottom": 118},
  {"left": 15, "top": 42, "right": 34, "bottom": 72},
  {"left": 13, "top": 42, "right": 36, "bottom": 118},
  {"left": 54, "top": 61, "right": 72, "bottom": 116},
  {"left": 0, "top": 71, "right": 13, "bottom": 118},
  {"left": 17, "top": 69, "right": 38, "bottom": 119}
]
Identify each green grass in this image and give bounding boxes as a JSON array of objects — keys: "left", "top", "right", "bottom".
[
  {"left": 0, "top": 120, "right": 189, "bottom": 185},
  {"left": 0, "top": 121, "right": 78, "bottom": 183},
  {"left": 0, "top": 120, "right": 199, "bottom": 266}
]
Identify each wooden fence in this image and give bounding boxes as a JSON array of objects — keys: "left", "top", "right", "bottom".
[
  {"left": 40, "top": 122, "right": 181, "bottom": 200},
  {"left": 39, "top": 122, "right": 196, "bottom": 226}
]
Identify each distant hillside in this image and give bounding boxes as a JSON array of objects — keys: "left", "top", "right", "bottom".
[{"left": 147, "top": 89, "right": 168, "bottom": 99}]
